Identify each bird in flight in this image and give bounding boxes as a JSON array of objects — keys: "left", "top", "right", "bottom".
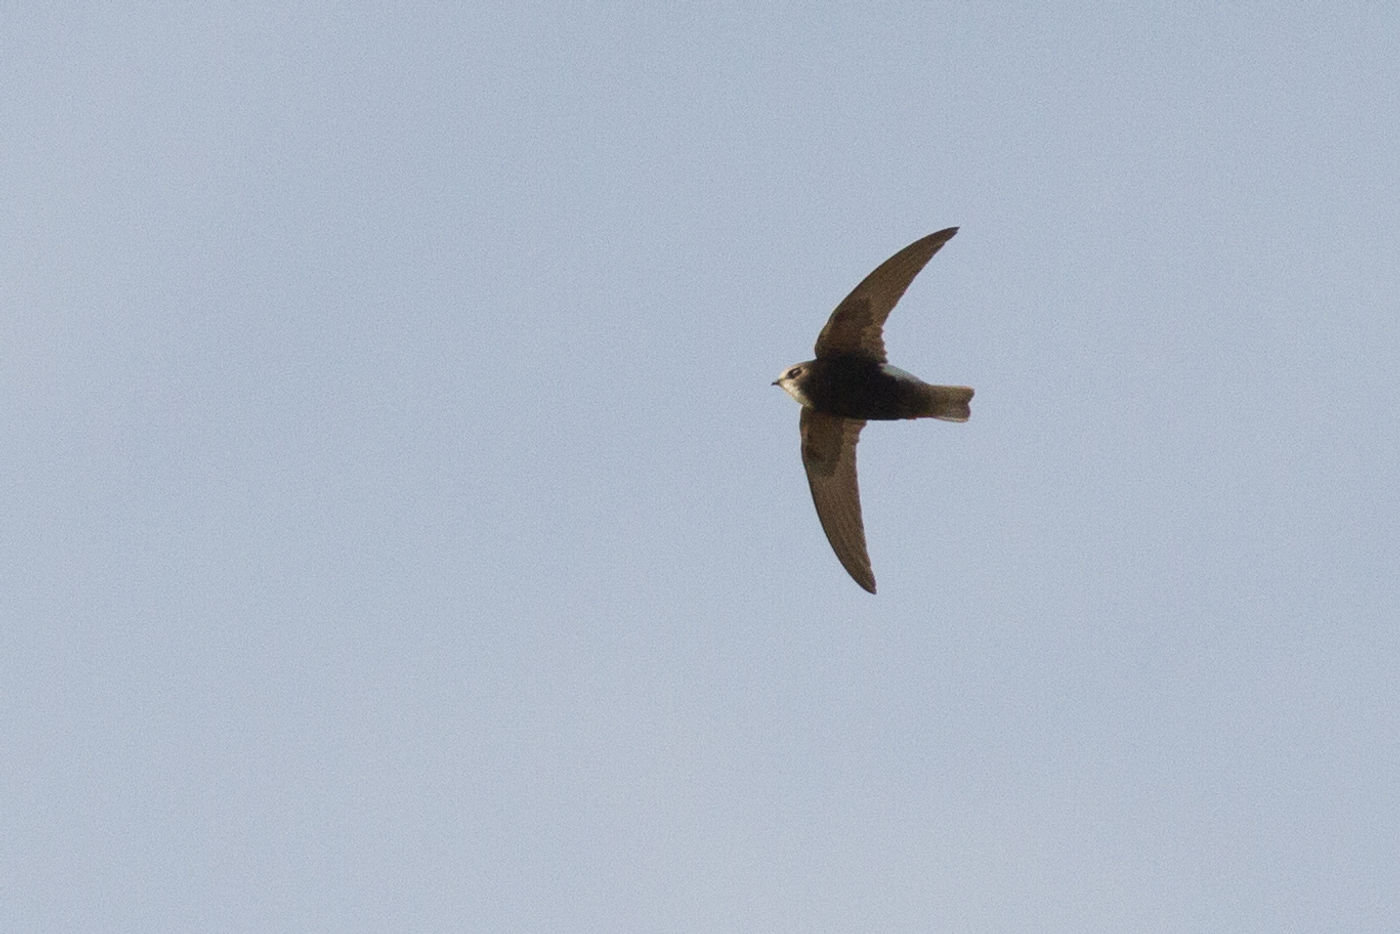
[{"left": 773, "top": 227, "right": 973, "bottom": 593}]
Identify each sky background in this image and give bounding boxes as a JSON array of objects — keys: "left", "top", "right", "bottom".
[{"left": 5, "top": 5, "right": 1398, "bottom": 931}]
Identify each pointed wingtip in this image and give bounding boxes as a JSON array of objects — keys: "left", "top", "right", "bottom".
[{"left": 849, "top": 565, "right": 877, "bottom": 594}]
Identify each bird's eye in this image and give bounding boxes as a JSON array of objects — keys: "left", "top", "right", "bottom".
[{"left": 788, "top": 368, "right": 801, "bottom": 379}]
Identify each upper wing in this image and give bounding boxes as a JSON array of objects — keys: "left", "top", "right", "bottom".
[
  {"left": 813, "top": 227, "right": 958, "bottom": 363},
  {"left": 799, "top": 407, "right": 875, "bottom": 593}
]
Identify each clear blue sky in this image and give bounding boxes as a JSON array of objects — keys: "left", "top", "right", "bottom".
[{"left": 6, "top": 6, "right": 1398, "bottom": 931}]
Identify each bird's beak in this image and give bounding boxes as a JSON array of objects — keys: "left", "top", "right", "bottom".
[{"left": 771, "top": 379, "right": 780, "bottom": 386}]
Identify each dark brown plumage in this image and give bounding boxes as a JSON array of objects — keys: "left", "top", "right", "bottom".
[{"left": 774, "top": 228, "right": 973, "bottom": 593}]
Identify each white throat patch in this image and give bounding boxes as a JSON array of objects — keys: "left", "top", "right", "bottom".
[{"left": 778, "top": 378, "right": 812, "bottom": 407}]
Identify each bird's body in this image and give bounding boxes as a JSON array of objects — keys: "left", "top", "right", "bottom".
[
  {"left": 776, "top": 357, "right": 971, "bottom": 422},
  {"left": 774, "top": 227, "right": 973, "bottom": 594}
]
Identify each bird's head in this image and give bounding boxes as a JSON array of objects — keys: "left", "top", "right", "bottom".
[{"left": 772, "top": 362, "right": 813, "bottom": 406}]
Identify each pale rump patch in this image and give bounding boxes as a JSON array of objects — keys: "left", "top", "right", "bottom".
[{"left": 877, "top": 363, "right": 920, "bottom": 385}]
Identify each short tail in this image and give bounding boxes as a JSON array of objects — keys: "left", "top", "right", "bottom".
[{"left": 922, "top": 385, "right": 973, "bottom": 422}]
